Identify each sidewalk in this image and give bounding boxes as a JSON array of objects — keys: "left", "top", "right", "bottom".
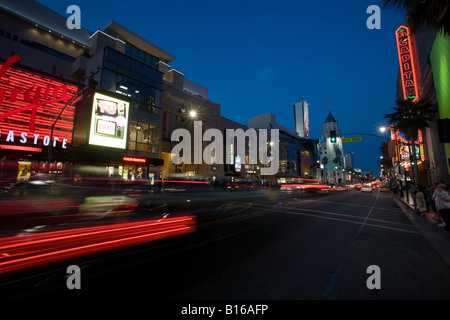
[{"left": 394, "top": 190, "right": 450, "bottom": 236}]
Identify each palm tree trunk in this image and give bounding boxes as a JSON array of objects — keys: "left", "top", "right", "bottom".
[{"left": 408, "top": 141, "right": 419, "bottom": 184}]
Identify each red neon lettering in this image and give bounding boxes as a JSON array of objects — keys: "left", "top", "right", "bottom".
[
  {"left": 123, "top": 157, "right": 146, "bottom": 163},
  {"left": 0, "top": 55, "right": 74, "bottom": 132},
  {"left": 396, "top": 26, "right": 418, "bottom": 101},
  {"left": 400, "top": 46, "right": 409, "bottom": 53},
  {"left": 9, "top": 87, "right": 24, "bottom": 102},
  {"left": 24, "top": 86, "right": 42, "bottom": 104},
  {"left": 98, "top": 101, "right": 117, "bottom": 115},
  {"left": 405, "top": 80, "right": 415, "bottom": 87},
  {"left": 403, "top": 71, "right": 413, "bottom": 80},
  {"left": 0, "top": 88, "right": 5, "bottom": 105},
  {"left": 406, "top": 88, "right": 416, "bottom": 96},
  {"left": 0, "top": 54, "right": 20, "bottom": 78}
]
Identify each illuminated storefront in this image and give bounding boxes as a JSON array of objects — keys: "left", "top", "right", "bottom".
[
  {"left": 390, "top": 128, "right": 425, "bottom": 171},
  {"left": 0, "top": 55, "right": 79, "bottom": 184}
]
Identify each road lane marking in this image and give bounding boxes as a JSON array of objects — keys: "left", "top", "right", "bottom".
[
  {"left": 305, "top": 199, "right": 402, "bottom": 212},
  {"left": 321, "top": 190, "right": 381, "bottom": 299},
  {"left": 246, "top": 202, "right": 417, "bottom": 231}
]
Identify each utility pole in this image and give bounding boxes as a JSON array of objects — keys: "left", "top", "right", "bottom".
[{"left": 47, "top": 71, "right": 99, "bottom": 165}]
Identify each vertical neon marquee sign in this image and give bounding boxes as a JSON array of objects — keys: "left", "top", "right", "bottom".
[{"left": 396, "top": 26, "right": 419, "bottom": 101}]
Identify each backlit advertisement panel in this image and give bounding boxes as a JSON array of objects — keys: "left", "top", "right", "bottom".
[
  {"left": 390, "top": 128, "right": 425, "bottom": 169},
  {"left": 89, "top": 92, "right": 130, "bottom": 149}
]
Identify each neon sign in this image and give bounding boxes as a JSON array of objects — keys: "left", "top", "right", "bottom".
[
  {"left": 123, "top": 157, "right": 146, "bottom": 163},
  {"left": 0, "top": 55, "right": 78, "bottom": 149},
  {"left": 396, "top": 26, "right": 419, "bottom": 101},
  {"left": 0, "top": 144, "right": 42, "bottom": 152},
  {"left": 390, "top": 128, "right": 425, "bottom": 168}
]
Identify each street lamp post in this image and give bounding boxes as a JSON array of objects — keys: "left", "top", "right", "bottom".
[
  {"left": 174, "top": 106, "right": 198, "bottom": 177},
  {"left": 47, "top": 87, "right": 85, "bottom": 164}
]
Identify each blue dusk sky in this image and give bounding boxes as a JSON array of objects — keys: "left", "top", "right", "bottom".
[{"left": 38, "top": 0, "right": 407, "bottom": 175}]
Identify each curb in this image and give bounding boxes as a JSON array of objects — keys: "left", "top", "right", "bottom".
[
  {"left": 393, "top": 195, "right": 450, "bottom": 268},
  {"left": 394, "top": 192, "right": 450, "bottom": 237}
]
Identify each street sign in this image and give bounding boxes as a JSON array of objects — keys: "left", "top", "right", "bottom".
[{"left": 342, "top": 137, "right": 362, "bottom": 143}]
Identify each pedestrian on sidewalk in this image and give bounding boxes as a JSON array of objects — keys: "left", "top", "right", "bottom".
[
  {"left": 429, "top": 182, "right": 438, "bottom": 213},
  {"left": 432, "top": 182, "right": 445, "bottom": 224},
  {"left": 409, "top": 183, "right": 417, "bottom": 209},
  {"left": 434, "top": 183, "right": 450, "bottom": 230},
  {"left": 415, "top": 185, "right": 427, "bottom": 216}
]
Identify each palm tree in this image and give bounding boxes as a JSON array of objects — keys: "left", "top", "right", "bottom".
[
  {"left": 382, "top": 0, "right": 450, "bottom": 35},
  {"left": 384, "top": 99, "right": 436, "bottom": 182},
  {"left": 379, "top": 142, "right": 393, "bottom": 177}
]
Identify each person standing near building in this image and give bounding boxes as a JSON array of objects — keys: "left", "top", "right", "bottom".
[
  {"left": 429, "top": 182, "right": 438, "bottom": 213},
  {"left": 415, "top": 185, "right": 427, "bottom": 216},
  {"left": 434, "top": 183, "right": 450, "bottom": 230}
]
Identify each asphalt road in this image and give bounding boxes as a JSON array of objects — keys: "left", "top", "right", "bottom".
[{"left": 1, "top": 188, "right": 450, "bottom": 303}]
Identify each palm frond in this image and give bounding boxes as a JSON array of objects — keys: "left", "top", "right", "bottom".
[
  {"left": 384, "top": 99, "right": 437, "bottom": 141},
  {"left": 382, "top": 0, "right": 449, "bottom": 35}
]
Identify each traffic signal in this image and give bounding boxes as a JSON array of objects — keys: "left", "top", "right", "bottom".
[{"left": 330, "top": 130, "right": 337, "bottom": 143}]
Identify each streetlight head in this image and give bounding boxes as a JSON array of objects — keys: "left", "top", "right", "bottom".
[{"left": 379, "top": 126, "right": 387, "bottom": 133}]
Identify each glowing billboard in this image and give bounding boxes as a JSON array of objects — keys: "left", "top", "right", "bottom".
[
  {"left": 390, "top": 128, "right": 425, "bottom": 169},
  {"left": 89, "top": 92, "right": 130, "bottom": 149}
]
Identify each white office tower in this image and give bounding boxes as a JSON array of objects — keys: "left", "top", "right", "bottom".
[{"left": 293, "top": 98, "right": 309, "bottom": 138}]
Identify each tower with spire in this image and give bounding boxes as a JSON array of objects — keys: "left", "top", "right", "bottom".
[{"left": 320, "top": 111, "right": 345, "bottom": 184}]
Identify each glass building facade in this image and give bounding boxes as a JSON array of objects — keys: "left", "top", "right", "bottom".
[{"left": 100, "top": 46, "right": 163, "bottom": 157}]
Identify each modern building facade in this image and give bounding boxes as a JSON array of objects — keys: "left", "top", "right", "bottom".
[
  {"left": 160, "top": 64, "right": 223, "bottom": 181},
  {"left": 249, "top": 113, "right": 320, "bottom": 183},
  {"left": 0, "top": 0, "right": 225, "bottom": 185},
  {"left": 220, "top": 116, "right": 249, "bottom": 181},
  {"left": 293, "top": 98, "right": 309, "bottom": 138},
  {"left": 393, "top": 24, "right": 450, "bottom": 185},
  {"left": 0, "top": 0, "right": 91, "bottom": 184}
]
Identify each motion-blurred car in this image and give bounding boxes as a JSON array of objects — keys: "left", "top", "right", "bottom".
[
  {"left": 78, "top": 195, "right": 138, "bottom": 218},
  {"left": 361, "top": 184, "right": 373, "bottom": 192},
  {"left": 381, "top": 185, "right": 390, "bottom": 192},
  {"left": 226, "top": 180, "right": 260, "bottom": 191}
]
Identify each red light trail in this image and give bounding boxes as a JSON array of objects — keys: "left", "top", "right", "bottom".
[{"left": 0, "top": 215, "right": 196, "bottom": 275}]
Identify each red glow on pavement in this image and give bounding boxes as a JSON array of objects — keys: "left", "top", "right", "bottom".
[{"left": 0, "top": 215, "right": 196, "bottom": 275}]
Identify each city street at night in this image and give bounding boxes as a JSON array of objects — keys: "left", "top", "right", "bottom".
[
  {"left": 2, "top": 187, "right": 450, "bottom": 302},
  {"left": 1, "top": 0, "right": 450, "bottom": 310}
]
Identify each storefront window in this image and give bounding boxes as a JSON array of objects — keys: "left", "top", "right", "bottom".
[
  {"left": 102, "top": 69, "right": 161, "bottom": 114},
  {"left": 101, "top": 47, "right": 162, "bottom": 114},
  {"left": 128, "top": 121, "right": 160, "bottom": 154}
]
